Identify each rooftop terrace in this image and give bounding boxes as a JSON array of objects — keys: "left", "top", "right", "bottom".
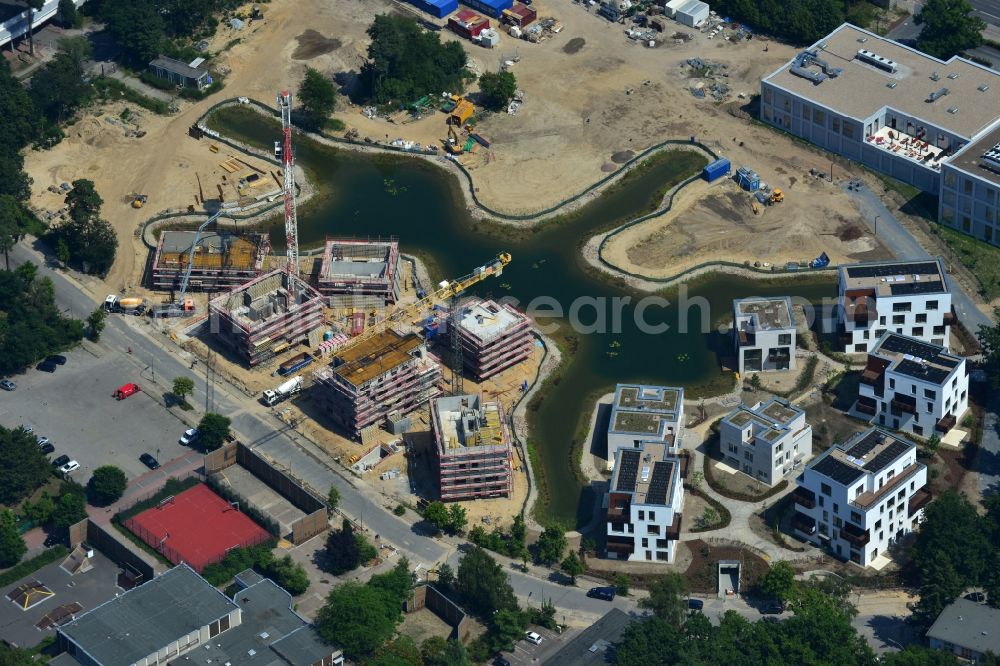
[
  {"left": 614, "top": 385, "right": 681, "bottom": 412},
  {"left": 320, "top": 237, "right": 398, "bottom": 282},
  {"left": 764, "top": 23, "right": 1000, "bottom": 140},
  {"left": 734, "top": 297, "right": 794, "bottom": 331},
  {"left": 871, "top": 332, "right": 962, "bottom": 385},
  {"left": 724, "top": 399, "right": 804, "bottom": 446}
]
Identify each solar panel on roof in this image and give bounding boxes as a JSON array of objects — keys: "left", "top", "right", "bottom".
[
  {"left": 844, "top": 430, "right": 883, "bottom": 459},
  {"left": 878, "top": 334, "right": 942, "bottom": 359},
  {"left": 896, "top": 359, "right": 950, "bottom": 384},
  {"left": 863, "top": 439, "right": 910, "bottom": 472},
  {"left": 812, "top": 455, "right": 865, "bottom": 485},
  {"left": 616, "top": 450, "right": 640, "bottom": 492},
  {"left": 846, "top": 262, "right": 939, "bottom": 278},
  {"left": 646, "top": 461, "right": 674, "bottom": 505},
  {"left": 889, "top": 281, "right": 945, "bottom": 296}
]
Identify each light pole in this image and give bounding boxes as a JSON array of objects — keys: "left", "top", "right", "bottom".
[{"left": 874, "top": 215, "right": 879, "bottom": 236}]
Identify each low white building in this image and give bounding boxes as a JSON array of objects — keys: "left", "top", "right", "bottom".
[
  {"left": 606, "top": 441, "right": 684, "bottom": 563},
  {"left": 665, "top": 0, "right": 708, "bottom": 26},
  {"left": 733, "top": 297, "right": 797, "bottom": 373},
  {"left": 791, "top": 427, "right": 930, "bottom": 567},
  {"left": 607, "top": 384, "right": 684, "bottom": 462},
  {"left": 719, "top": 398, "right": 811, "bottom": 486},
  {"left": 838, "top": 258, "right": 953, "bottom": 353},
  {"left": 856, "top": 332, "right": 968, "bottom": 438}
]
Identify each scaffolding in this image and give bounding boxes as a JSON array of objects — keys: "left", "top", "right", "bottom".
[
  {"left": 432, "top": 394, "right": 513, "bottom": 501},
  {"left": 151, "top": 231, "right": 270, "bottom": 291},
  {"left": 317, "top": 236, "right": 401, "bottom": 305}
]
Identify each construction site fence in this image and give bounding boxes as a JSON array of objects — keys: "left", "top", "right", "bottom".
[{"left": 85, "top": 520, "right": 156, "bottom": 583}]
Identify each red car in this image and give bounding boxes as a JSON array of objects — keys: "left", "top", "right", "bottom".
[{"left": 114, "top": 383, "right": 141, "bottom": 400}]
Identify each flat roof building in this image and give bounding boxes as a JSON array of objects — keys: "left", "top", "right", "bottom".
[
  {"left": 720, "top": 398, "right": 812, "bottom": 486},
  {"left": 761, "top": 23, "right": 1000, "bottom": 250},
  {"left": 317, "top": 237, "right": 401, "bottom": 307},
  {"left": 606, "top": 441, "right": 684, "bottom": 563},
  {"left": 432, "top": 394, "right": 513, "bottom": 501},
  {"left": 148, "top": 56, "right": 210, "bottom": 90},
  {"left": 150, "top": 231, "right": 269, "bottom": 292},
  {"left": 733, "top": 297, "right": 797, "bottom": 373},
  {"left": 541, "top": 608, "right": 632, "bottom": 666},
  {"left": 607, "top": 384, "right": 684, "bottom": 457},
  {"left": 791, "top": 428, "right": 929, "bottom": 567},
  {"left": 926, "top": 599, "right": 1000, "bottom": 663},
  {"left": 208, "top": 269, "right": 325, "bottom": 367},
  {"left": 856, "top": 331, "right": 968, "bottom": 438},
  {"left": 314, "top": 329, "right": 442, "bottom": 438},
  {"left": 56, "top": 564, "right": 342, "bottom": 666},
  {"left": 456, "top": 298, "right": 534, "bottom": 381},
  {"left": 838, "top": 258, "right": 953, "bottom": 353}
]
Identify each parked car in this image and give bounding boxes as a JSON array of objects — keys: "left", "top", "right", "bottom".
[
  {"left": 140, "top": 453, "right": 160, "bottom": 470},
  {"left": 179, "top": 428, "right": 199, "bottom": 445},
  {"left": 39, "top": 442, "right": 55, "bottom": 455},
  {"left": 37, "top": 360, "right": 58, "bottom": 373},
  {"left": 51, "top": 455, "right": 70, "bottom": 468},
  {"left": 114, "top": 383, "right": 141, "bottom": 400},
  {"left": 0, "top": 380, "right": 15, "bottom": 391},
  {"left": 58, "top": 460, "right": 80, "bottom": 475},
  {"left": 36, "top": 436, "right": 50, "bottom": 446},
  {"left": 688, "top": 598, "right": 704, "bottom": 611},
  {"left": 493, "top": 658, "right": 511, "bottom": 666},
  {"left": 761, "top": 601, "right": 785, "bottom": 615},
  {"left": 22, "top": 425, "right": 33, "bottom": 435},
  {"left": 46, "top": 355, "right": 67, "bottom": 365},
  {"left": 587, "top": 586, "right": 616, "bottom": 601},
  {"left": 965, "top": 591, "right": 987, "bottom": 603},
  {"left": 524, "top": 631, "right": 543, "bottom": 645}
]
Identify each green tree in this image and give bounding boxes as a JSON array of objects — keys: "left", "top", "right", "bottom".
[
  {"left": 298, "top": 67, "right": 337, "bottom": 131},
  {"left": 58, "top": 0, "right": 80, "bottom": 27},
  {"left": 29, "top": 38, "right": 92, "bottom": 124},
  {"left": 421, "top": 636, "right": 470, "bottom": 666},
  {"left": 979, "top": 309, "right": 1000, "bottom": 389},
  {"left": 614, "top": 616, "right": 682, "bottom": 666},
  {"left": 51, "top": 487, "right": 87, "bottom": 529},
  {"left": 56, "top": 238, "right": 70, "bottom": 265},
  {"left": 0, "top": 154, "right": 32, "bottom": 202},
  {"left": 912, "top": 490, "right": 991, "bottom": 589},
  {"left": 0, "top": 426, "right": 52, "bottom": 505},
  {"left": 0, "top": 509, "right": 27, "bottom": 567},
  {"left": 87, "top": 465, "right": 127, "bottom": 506},
  {"left": 560, "top": 550, "right": 584, "bottom": 584},
  {"left": 50, "top": 180, "right": 116, "bottom": 276},
  {"left": 614, "top": 573, "right": 630, "bottom": 596},
  {"left": 99, "top": 0, "right": 165, "bottom": 68},
  {"left": 368, "top": 558, "right": 415, "bottom": 603},
  {"left": 435, "top": 562, "right": 454, "bottom": 591},
  {"left": 257, "top": 551, "right": 310, "bottom": 595},
  {"left": 197, "top": 412, "right": 231, "bottom": 451},
  {"left": 456, "top": 546, "right": 517, "bottom": 618},
  {"left": 0, "top": 195, "right": 32, "bottom": 269},
  {"left": 916, "top": 0, "right": 986, "bottom": 59},
  {"left": 171, "top": 376, "right": 195, "bottom": 404},
  {"left": 478, "top": 70, "right": 517, "bottom": 111},
  {"left": 65, "top": 179, "right": 103, "bottom": 226},
  {"left": 882, "top": 645, "right": 969, "bottom": 665},
  {"left": 327, "top": 485, "right": 340, "bottom": 510},
  {"left": 748, "top": 373, "right": 762, "bottom": 391},
  {"left": 316, "top": 582, "right": 400, "bottom": 660},
  {"left": 446, "top": 503, "right": 467, "bottom": 535},
  {"left": 758, "top": 560, "right": 797, "bottom": 602},
  {"left": 0, "top": 642, "right": 34, "bottom": 666},
  {"left": 0, "top": 266, "right": 84, "bottom": 374},
  {"left": 325, "top": 519, "right": 362, "bottom": 575},
  {"left": 423, "top": 500, "right": 450, "bottom": 534},
  {"left": 0, "top": 60, "right": 40, "bottom": 154},
  {"left": 535, "top": 525, "right": 566, "bottom": 565},
  {"left": 86, "top": 307, "right": 107, "bottom": 343},
  {"left": 366, "top": 635, "right": 422, "bottom": 666},
  {"left": 640, "top": 573, "right": 688, "bottom": 627},
  {"left": 913, "top": 552, "right": 965, "bottom": 627},
  {"left": 22, "top": 492, "right": 57, "bottom": 525}
]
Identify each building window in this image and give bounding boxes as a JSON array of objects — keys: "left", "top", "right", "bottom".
[
  {"left": 927, "top": 300, "right": 939, "bottom": 311},
  {"left": 892, "top": 302, "right": 911, "bottom": 313},
  {"left": 814, "top": 109, "right": 826, "bottom": 125},
  {"left": 933, "top": 325, "right": 946, "bottom": 335},
  {"left": 927, "top": 402, "right": 934, "bottom": 412},
  {"left": 889, "top": 378, "right": 895, "bottom": 389},
  {"left": 924, "top": 388, "right": 936, "bottom": 398},
  {"left": 963, "top": 216, "right": 972, "bottom": 232},
  {"left": 964, "top": 179, "right": 974, "bottom": 194},
  {"left": 649, "top": 512, "right": 656, "bottom": 521},
  {"left": 821, "top": 483, "right": 832, "bottom": 496},
  {"left": 912, "top": 327, "right": 924, "bottom": 337},
  {"left": 833, "top": 117, "right": 841, "bottom": 132},
  {"left": 744, "top": 451, "right": 753, "bottom": 462},
  {"left": 638, "top": 511, "right": 644, "bottom": 520},
  {"left": 944, "top": 171, "right": 957, "bottom": 188},
  {"left": 779, "top": 333, "right": 792, "bottom": 345},
  {"left": 892, "top": 315, "right": 905, "bottom": 324},
  {"left": 915, "top": 313, "right": 926, "bottom": 323},
  {"left": 844, "top": 123, "right": 855, "bottom": 139},
  {"left": 913, "top": 425, "right": 924, "bottom": 435},
  {"left": 851, "top": 511, "right": 861, "bottom": 523}
]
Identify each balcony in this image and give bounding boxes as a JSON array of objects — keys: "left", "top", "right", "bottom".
[
  {"left": 607, "top": 493, "right": 631, "bottom": 524},
  {"left": 943, "top": 310, "right": 957, "bottom": 326},
  {"left": 840, "top": 521, "right": 871, "bottom": 547},
  {"left": 856, "top": 396, "right": 878, "bottom": 416},
  {"left": 891, "top": 394, "right": 917, "bottom": 415},
  {"left": 791, "top": 512, "right": 816, "bottom": 535},
  {"left": 606, "top": 538, "right": 635, "bottom": 557},
  {"left": 908, "top": 487, "right": 932, "bottom": 516},
  {"left": 935, "top": 413, "right": 956, "bottom": 433},
  {"left": 792, "top": 486, "right": 816, "bottom": 509},
  {"left": 665, "top": 514, "right": 682, "bottom": 541}
]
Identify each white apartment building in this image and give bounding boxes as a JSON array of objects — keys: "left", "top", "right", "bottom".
[
  {"left": 733, "top": 297, "right": 797, "bottom": 373},
  {"left": 607, "top": 384, "right": 684, "bottom": 465},
  {"left": 719, "top": 398, "right": 812, "bottom": 486},
  {"left": 792, "top": 427, "right": 931, "bottom": 567},
  {"left": 856, "top": 332, "right": 968, "bottom": 438},
  {"left": 606, "top": 441, "right": 684, "bottom": 563},
  {"left": 838, "top": 258, "right": 953, "bottom": 353},
  {"left": 760, "top": 23, "right": 1000, "bottom": 250}
]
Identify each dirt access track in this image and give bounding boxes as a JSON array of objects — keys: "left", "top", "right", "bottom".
[{"left": 24, "top": 0, "right": 886, "bottom": 294}]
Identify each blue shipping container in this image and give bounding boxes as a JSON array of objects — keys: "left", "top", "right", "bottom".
[
  {"left": 703, "top": 158, "right": 730, "bottom": 182},
  {"left": 410, "top": 0, "right": 458, "bottom": 18},
  {"left": 461, "top": 0, "right": 513, "bottom": 18}
]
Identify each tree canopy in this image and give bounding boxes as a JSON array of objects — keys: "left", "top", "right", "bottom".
[
  {"left": 87, "top": 465, "right": 128, "bottom": 506},
  {"left": 0, "top": 509, "right": 27, "bottom": 568},
  {"left": 197, "top": 412, "right": 231, "bottom": 451},
  {"left": 534, "top": 525, "right": 566, "bottom": 565},
  {"left": 709, "top": 0, "right": 844, "bottom": 45},
  {"left": 478, "top": 71, "right": 517, "bottom": 112},
  {"left": 0, "top": 425, "right": 55, "bottom": 505},
  {"left": 298, "top": 67, "right": 337, "bottom": 131},
  {"left": 46, "top": 179, "right": 117, "bottom": 276},
  {"left": 456, "top": 546, "right": 517, "bottom": 618},
  {"left": 361, "top": 14, "right": 467, "bottom": 104},
  {"left": 324, "top": 518, "right": 375, "bottom": 575},
  {"left": 915, "top": 0, "right": 986, "bottom": 60}
]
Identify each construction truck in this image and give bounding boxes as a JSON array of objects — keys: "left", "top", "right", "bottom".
[
  {"left": 769, "top": 188, "right": 784, "bottom": 204},
  {"left": 104, "top": 295, "right": 148, "bottom": 315},
  {"left": 150, "top": 298, "right": 196, "bottom": 319},
  {"left": 131, "top": 194, "right": 148, "bottom": 209},
  {"left": 262, "top": 375, "right": 303, "bottom": 406}
]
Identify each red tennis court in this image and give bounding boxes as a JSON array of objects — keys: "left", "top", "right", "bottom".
[{"left": 123, "top": 484, "right": 271, "bottom": 572}]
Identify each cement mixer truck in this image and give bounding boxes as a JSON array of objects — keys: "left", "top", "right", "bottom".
[
  {"left": 104, "top": 294, "right": 148, "bottom": 315},
  {"left": 261, "top": 375, "right": 303, "bottom": 406}
]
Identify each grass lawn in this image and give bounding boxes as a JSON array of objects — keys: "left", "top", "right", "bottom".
[{"left": 930, "top": 224, "right": 1000, "bottom": 301}]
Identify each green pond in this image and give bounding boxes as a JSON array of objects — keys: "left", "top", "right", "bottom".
[{"left": 208, "top": 107, "right": 835, "bottom": 526}]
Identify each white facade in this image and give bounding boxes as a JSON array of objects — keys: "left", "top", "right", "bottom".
[
  {"left": 719, "top": 398, "right": 811, "bottom": 486},
  {"left": 733, "top": 297, "right": 797, "bottom": 373},
  {"left": 792, "top": 428, "right": 930, "bottom": 567},
  {"left": 0, "top": 0, "right": 86, "bottom": 48},
  {"left": 606, "top": 441, "right": 684, "bottom": 563},
  {"left": 607, "top": 384, "right": 684, "bottom": 467},
  {"left": 675, "top": 0, "right": 708, "bottom": 27},
  {"left": 838, "top": 258, "right": 952, "bottom": 353},
  {"left": 938, "top": 124, "right": 1000, "bottom": 247},
  {"left": 856, "top": 332, "right": 968, "bottom": 438}
]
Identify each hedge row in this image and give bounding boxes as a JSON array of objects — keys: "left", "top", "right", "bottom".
[
  {"left": 0, "top": 546, "right": 69, "bottom": 587},
  {"left": 687, "top": 487, "right": 731, "bottom": 533},
  {"left": 115, "top": 477, "right": 201, "bottom": 522},
  {"left": 702, "top": 441, "right": 791, "bottom": 503}
]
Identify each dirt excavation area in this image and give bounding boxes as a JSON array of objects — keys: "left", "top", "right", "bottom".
[{"left": 602, "top": 171, "right": 892, "bottom": 277}]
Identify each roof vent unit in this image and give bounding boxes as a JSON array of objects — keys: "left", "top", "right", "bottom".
[
  {"left": 926, "top": 87, "right": 950, "bottom": 102},
  {"left": 947, "top": 107, "right": 958, "bottom": 114},
  {"left": 947, "top": 72, "right": 958, "bottom": 79},
  {"left": 982, "top": 143, "right": 1000, "bottom": 172},
  {"left": 887, "top": 81, "right": 897, "bottom": 89},
  {"left": 858, "top": 37, "right": 868, "bottom": 43},
  {"left": 856, "top": 49, "right": 899, "bottom": 73},
  {"left": 930, "top": 71, "right": 940, "bottom": 81},
  {"left": 979, "top": 84, "right": 989, "bottom": 92}
]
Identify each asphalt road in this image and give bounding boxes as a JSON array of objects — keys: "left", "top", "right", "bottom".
[{"left": 971, "top": 0, "right": 1000, "bottom": 26}]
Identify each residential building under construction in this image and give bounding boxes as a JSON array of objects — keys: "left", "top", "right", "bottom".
[
  {"left": 456, "top": 298, "right": 533, "bottom": 381},
  {"left": 317, "top": 237, "right": 401, "bottom": 308},
  {"left": 313, "top": 329, "right": 442, "bottom": 438},
  {"left": 208, "top": 269, "right": 325, "bottom": 366},
  {"left": 431, "top": 394, "right": 513, "bottom": 501},
  {"left": 150, "top": 231, "right": 270, "bottom": 292}
]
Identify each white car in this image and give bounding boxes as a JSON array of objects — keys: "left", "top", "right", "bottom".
[
  {"left": 36, "top": 436, "right": 50, "bottom": 446},
  {"left": 179, "top": 428, "right": 199, "bottom": 445},
  {"left": 58, "top": 460, "right": 80, "bottom": 476},
  {"left": 524, "top": 631, "right": 543, "bottom": 645}
]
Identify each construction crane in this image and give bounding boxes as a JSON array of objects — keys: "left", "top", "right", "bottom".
[
  {"left": 151, "top": 208, "right": 225, "bottom": 318},
  {"left": 276, "top": 91, "right": 299, "bottom": 284},
  {"left": 323, "top": 252, "right": 512, "bottom": 360}
]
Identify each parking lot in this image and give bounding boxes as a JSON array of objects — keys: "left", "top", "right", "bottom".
[
  {"left": 0, "top": 345, "right": 192, "bottom": 483},
  {"left": 497, "top": 625, "right": 566, "bottom": 665}
]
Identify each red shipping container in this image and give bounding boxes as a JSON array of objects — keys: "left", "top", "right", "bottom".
[
  {"left": 449, "top": 9, "right": 490, "bottom": 39},
  {"left": 351, "top": 312, "right": 366, "bottom": 336}
]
